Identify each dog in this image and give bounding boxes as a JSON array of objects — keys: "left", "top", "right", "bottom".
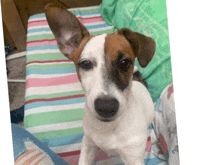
[{"left": 45, "top": 4, "right": 156, "bottom": 165}]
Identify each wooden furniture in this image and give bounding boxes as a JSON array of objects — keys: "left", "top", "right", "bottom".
[
  {"left": 1, "top": 0, "right": 102, "bottom": 52},
  {"left": 1, "top": 0, "right": 26, "bottom": 51}
]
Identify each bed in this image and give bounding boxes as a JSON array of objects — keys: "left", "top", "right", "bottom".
[{"left": 24, "top": 1, "right": 178, "bottom": 164}]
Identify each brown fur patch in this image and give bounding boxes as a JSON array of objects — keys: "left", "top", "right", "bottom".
[
  {"left": 69, "top": 35, "right": 93, "bottom": 81},
  {"left": 105, "top": 33, "right": 136, "bottom": 90}
]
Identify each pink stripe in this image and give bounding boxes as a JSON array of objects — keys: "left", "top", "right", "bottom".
[
  {"left": 27, "top": 40, "right": 57, "bottom": 47},
  {"left": 26, "top": 74, "right": 79, "bottom": 88},
  {"left": 62, "top": 154, "right": 79, "bottom": 165},
  {"left": 28, "top": 20, "right": 48, "bottom": 28},
  {"left": 145, "top": 137, "right": 152, "bottom": 152},
  {"left": 77, "top": 16, "right": 104, "bottom": 23},
  {"left": 28, "top": 16, "right": 103, "bottom": 28},
  {"left": 95, "top": 149, "right": 116, "bottom": 161},
  {"left": 26, "top": 60, "right": 71, "bottom": 66},
  {"left": 60, "top": 149, "right": 115, "bottom": 165},
  {"left": 159, "top": 134, "right": 168, "bottom": 154}
]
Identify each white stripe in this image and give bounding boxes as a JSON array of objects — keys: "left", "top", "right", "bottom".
[
  {"left": 25, "top": 83, "right": 83, "bottom": 97},
  {"left": 28, "top": 25, "right": 48, "bottom": 30},
  {"left": 50, "top": 143, "right": 81, "bottom": 154},
  {"left": 89, "top": 26, "right": 113, "bottom": 32},
  {"left": 26, "top": 73, "right": 74, "bottom": 79},
  {"left": 25, "top": 102, "right": 85, "bottom": 116},
  {"left": 27, "top": 31, "right": 52, "bottom": 37},
  {"left": 68, "top": 5, "right": 99, "bottom": 11},
  {"left": 28, "top": 17, "right": 45, "bottom": 22},
  {"left": 16, "top": 150, "right": 41, "bottom": 165},
  {"left": 27, "top": 49, "right": 60, "bottom": 55},
  {"left": 76, "top": 13, "right": 100, "bottom": 18},
  {"left": 84, "top": 21, "right": 106, "bottom": 26},
  {"left": 26, "top": 121, "right": 82, "bottom": 134}
]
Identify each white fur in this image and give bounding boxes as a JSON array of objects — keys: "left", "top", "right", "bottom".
[{"left": 78, "top": 34, "right": 155, "bottom": 165}]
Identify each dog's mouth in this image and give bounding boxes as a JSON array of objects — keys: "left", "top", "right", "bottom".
[{"left": 96, "top": 117, "right": 114, "bottom": 122}]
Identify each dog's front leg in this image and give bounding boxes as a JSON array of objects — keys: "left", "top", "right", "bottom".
[
  {"left": 119, "top": 145, "right": 145, "bottom": 165},
  {"left": 78, "top": 136, "right": 97, "bottom": 165}
]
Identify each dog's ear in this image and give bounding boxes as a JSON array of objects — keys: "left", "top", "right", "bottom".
[
  {"left": 118, "top": 28, "right": 156, "bottom": 68},
  {"left": 45, "top": 3, "right": 89, "bottom": 58}
]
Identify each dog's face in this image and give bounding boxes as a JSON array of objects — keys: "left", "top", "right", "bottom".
[{"left": 45, "top": 4, "right": 155, "bottom": 122}]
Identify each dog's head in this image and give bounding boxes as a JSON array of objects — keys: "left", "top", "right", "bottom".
[{"left": 45, "top": 4, "right": 155, "bottom": 122}]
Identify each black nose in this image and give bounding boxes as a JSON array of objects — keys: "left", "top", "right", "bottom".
[{"left": 94, "top": 96, "right": 119, "bottom": 118}]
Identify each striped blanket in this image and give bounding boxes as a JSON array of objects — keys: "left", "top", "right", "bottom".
[{"left": 24, "top": 6, "right": 166, "bottom": 165}]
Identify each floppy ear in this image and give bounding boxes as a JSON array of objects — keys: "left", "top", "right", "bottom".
[
  {"left": 118, "top": 28, "right": 156, "bottom": 68},
  {"left": 45, "top": 3, "right": 89, "bottom": 58}
]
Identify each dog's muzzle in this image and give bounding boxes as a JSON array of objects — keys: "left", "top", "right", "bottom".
[{"left": 94, "top": 96, "right": 119, "bottom": 119}]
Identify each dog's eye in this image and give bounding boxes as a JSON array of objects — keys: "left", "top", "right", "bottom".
[
  {"left": 79, "top": 60, "right": 93, "bottom": 70},
  {"left": 119, "top": 59, "right": 132, "bottom": 71}
]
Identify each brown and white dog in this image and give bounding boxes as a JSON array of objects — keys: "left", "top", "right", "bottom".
[{"left": 45, "top": 4, "right": 155, "bottom": 165}]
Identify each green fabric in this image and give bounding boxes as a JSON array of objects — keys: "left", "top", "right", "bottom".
[{"left": 99, "top": 0, "right": 172, "bottom": 101}]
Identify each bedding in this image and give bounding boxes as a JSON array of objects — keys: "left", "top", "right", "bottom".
[
  {"left": 99, "top": 0, "right": 173, "bottom": 102},
  {"left": 24, "top": 4, "right": 177, "bottom": 165}
]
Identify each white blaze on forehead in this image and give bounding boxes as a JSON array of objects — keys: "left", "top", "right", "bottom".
[
  {"left": 80, "top": 34, "right": 107, "bottom": 61},
  {"left": 79, "top": 34, "right": 108, "bottom": 96}
]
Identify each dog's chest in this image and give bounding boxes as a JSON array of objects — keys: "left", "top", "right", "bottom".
[
  {"left": 94, "top": 133, "right": 119, "bottom": 156},
  {"left": 90, "top": 120, "right": 147, "bottom": 157},
  {"left": 92, "top": 130, "right": 134, "bottom": 156}
]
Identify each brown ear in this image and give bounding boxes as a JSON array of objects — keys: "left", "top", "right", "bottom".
[
  {"left": 118, "top": 28, "right": 156, "bottom": 68},
  {"left": 45, "top": 3, "right": 89, "bottom": 58}
]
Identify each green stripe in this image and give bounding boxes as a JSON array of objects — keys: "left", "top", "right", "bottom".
[
  {"left": 27, "top": 34, "right": 54, "bottom": 42},
  {"left": 26, "top": 63, "right": 75, "bottom": 70},
  {"left": 24, "top": 109, "right": 84, "bottom": 128},
  {"left": 33, "top": 127, "right": 83, "bottom": 140},
  {"left": 26, "top": 53, "right": 67, "bottom": 63},
  {"left": 25, "top": 90, "right": 84, "bottom": 102},
  {"left": 90, "top": 28, "right": 115, "bottom": 35}
]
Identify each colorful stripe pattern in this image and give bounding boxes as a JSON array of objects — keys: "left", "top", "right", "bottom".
[{"left": 24, "top": 5, "right": 165, "bottom": 165}]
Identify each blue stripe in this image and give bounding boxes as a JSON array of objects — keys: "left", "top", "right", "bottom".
[
  {"left": 72, "top": 11, "right": 100, "bottom": 16},
  {"left": 148, "top": 124, "right": 153, "bottom": 130},
  {"left": 26, "top": 68, "right": 76, "bottom": 76},
  {"left": 41, "top": 133, "right": 84, "bottom": 147},
  {"left": 28, "top": 23, "right": 110, "bottom": 34},
  {"left": 27, "top": 45, "right": 58, "bottom": 51},
  {"left": 25, "top": 97, "right": 85, "bottom": 110},
  {"left": 144, "top": 157, "right": 166, "bottom": 165},
  {"left": 28, "top": 28, "right": 51, "bottom": 33},
  {"left": 29, "top": 13, "right": 46, "bottom": 20},
  {"left": 85, "top": 23, "right": 110, "bottom": 29},
  {"left": 155, "top": 98, "right": 163, "bottom": 114},
  {"left": 116, "top": 157, "right": 166, "bottom": 165}
]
